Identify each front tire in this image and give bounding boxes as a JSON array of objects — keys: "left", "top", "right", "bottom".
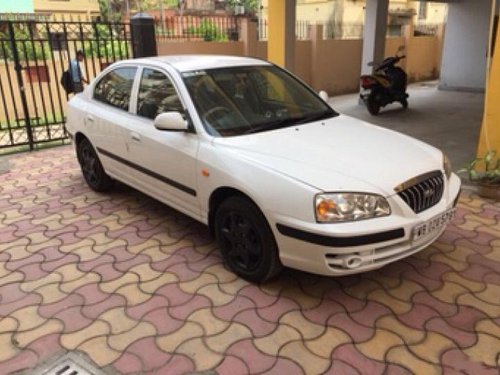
[
  {"left": 76, "top": 138, "right": 113, "bottom": 192},
  {"left": 367, "top": 94, "right": 381, "bottom": 115},
  {"left": 215, "top": 196, "right": 282, "bottom": 283}
]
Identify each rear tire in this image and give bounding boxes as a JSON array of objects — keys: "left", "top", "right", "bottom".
[
  {"left": 367, "top": 94, "right": 381, "bottom": 115},
  {"left": 215, "top": 196, "right": 282, "bottom": 283},
  {"left": 76, "top": 138, "right": 113, "bottom": 192},
  {"left": 401, "top": 98, "right": 408, "bottom": 109}
]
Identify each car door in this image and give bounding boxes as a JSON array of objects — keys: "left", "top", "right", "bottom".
[
  {"left": 90, "top": 66, "right": 139, "bottom": 182},
  {"left": 124, "top": 66, "right": 201, "bottom": 219}
]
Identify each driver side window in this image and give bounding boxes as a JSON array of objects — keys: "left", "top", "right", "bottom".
[{"left": 137, "top": 68, "right": 183, "bottom": 120}]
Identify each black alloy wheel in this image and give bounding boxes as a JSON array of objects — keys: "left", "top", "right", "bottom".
[
  {"left": 77, "top": 138, "right": 113, "bottom": 192},
  {"left": 215, "top": 196, "right": 282, "bottom": 283}
]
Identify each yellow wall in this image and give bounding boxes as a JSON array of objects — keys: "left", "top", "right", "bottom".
[
  {"left": 267, "top": 0, "right": 287, "bottom": 68},
  {"left": 34, "top": 0, "right": 100, "bottom": 20},
  {"left": 261, "top": 0, "right": 446, "bottom": 25},
  {"left": 478, "top": 23, "right": 500, "bottom": 156}
]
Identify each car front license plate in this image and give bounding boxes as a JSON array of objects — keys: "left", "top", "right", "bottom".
[{"left": 412, "top": 208, "right": 456, "bottom": 242}]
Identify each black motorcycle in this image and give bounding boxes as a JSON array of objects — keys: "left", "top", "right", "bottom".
[{"left": 360, "top": 49, "right": 409, "bottom": 115}]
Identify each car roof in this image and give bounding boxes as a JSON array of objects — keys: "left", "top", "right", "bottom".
[{"left": 128, "top": 55, "right": 272, "bottom": 72}]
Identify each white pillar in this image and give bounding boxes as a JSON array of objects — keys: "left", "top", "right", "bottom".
[
  {"left": 361, "top": 0, "right": 389, "bottom": 76},
  {"left": 440, "top": 0, "right": 493, "bottom": 91}
]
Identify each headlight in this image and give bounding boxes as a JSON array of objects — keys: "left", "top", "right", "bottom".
[
  {"left": 315, "top": 193, "right": 391, "bottom": 223},
  {"left": 443, "top": 154, "right": 452, "bottom": 179}
]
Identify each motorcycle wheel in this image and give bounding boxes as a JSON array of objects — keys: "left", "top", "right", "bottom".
[{"left": 367, "top": 95, "right": 381, "bottom": 115}]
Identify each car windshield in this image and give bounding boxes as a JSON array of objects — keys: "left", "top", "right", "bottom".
[{"left": 182, "top": 65, "right": 337, "bottom": 137}]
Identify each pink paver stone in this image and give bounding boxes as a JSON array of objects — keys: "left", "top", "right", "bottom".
[
  {"left": 266, "top": 357, "right": 305, "bottom": 375},
  {"left": 154, "top": 354, "right": 195, "bottom": 374},
  {"left": 126, "top": 337, "right": 172, "bottom": 371},
  {"left": 227, "top": 339, "right": 277, "bottom": 373},
  {"left": 257, "top": 298, "right": 300, "bottom": 322},
  {"left": 212, "top": 294, "right": 256, "bottom": 321},
  {"left": 112, "top": 352, "right": 143, "bottom": 374},
  {"left": 441, "top": 348, "right": 499, "bottom": 375},
  {"left": 0, "top": 293, "right": 43, "bottom": 317},
  {"left": 215, "top": 355, "right": 250, "bottom": 374},
  {"left": 126, "top": 295, "right": 170, "bottom": 320},
  {"left": 54, "top": 306, "right": 94, "bottom": 332},
  {"left": 141, "top": 307, "right": 184, "bottom": 335},
  {"left": 168, "top": 294, "right": 212, "bottom": 320},
  {"left": 74, "top": 284, "right": 111, "bottom": 305},
  {"left": 82, "top": 294, "right": 127, "bottom": 319},
  {"left": 38, "top": 294, "right": 85, "bottom": 318},
  {"left": 332, "top": 344, "right": 386, "bottom": 375},
  {"left": 232, "top": 309, "right": 277, "bottom": 337}
]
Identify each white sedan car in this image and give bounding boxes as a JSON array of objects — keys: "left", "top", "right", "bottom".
[{"left": 66, "top": 55, "right": 461, "bottom": 282}]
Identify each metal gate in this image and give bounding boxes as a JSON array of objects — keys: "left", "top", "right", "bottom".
[{"left": 0, "top": 20, "right": 132, "bottom": 151}]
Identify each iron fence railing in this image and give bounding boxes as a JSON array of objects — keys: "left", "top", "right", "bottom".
[
  {"left": 0, "top": 21, "right": 132, "bottom": 151},
  {"left": 155, "top": 16, "right": 241, "bottom": 41},
  {"left": 414, "top": 23, "right": 439, "bottom": 36},
  {"left": 258, "top": 19, "right": 311, "bottom": 41}
]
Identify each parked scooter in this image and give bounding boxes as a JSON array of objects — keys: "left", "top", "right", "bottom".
[{"left": 360, "top": 46, "right": 409, "bottom": 115}]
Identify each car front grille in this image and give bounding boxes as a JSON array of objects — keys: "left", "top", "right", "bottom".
[{"left": 396, "top": 171, "right": 444, "bottom": 213}]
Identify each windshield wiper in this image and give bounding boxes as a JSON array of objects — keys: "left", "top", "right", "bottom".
[
  {"left": 293, "top": 109, "right": 337, "bottom": 124},
  {"left": 244, "top": 118, "right": 299, "bottom": 134},
  {"left": 244, "top": 109, "right": 337, "bottom": 135}
]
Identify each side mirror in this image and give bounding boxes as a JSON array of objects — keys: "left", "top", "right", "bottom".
[
  {"left": 318, "top": 90, "right": 329, "bottom": 102},
  {"left": 154, "top": 112, "right": 188, "bottom": 131}
]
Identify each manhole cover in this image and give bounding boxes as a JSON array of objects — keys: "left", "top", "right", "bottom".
[{"left": 32, "top": 352, "right": 109, "bottom": 375}]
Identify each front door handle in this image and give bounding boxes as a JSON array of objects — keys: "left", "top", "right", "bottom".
[
  {"left": 86, "top": 115, "right": 94, "bottom": 122},
  {"left": 130, "top": 132, "right": 141, "bottom": 142}
]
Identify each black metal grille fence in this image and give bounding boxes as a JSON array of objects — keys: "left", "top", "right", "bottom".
[
  {"left": 155, "top": 16, "right": 240, "bottom": 41},
  {"left": 0, "top": 21, "right": 132, "bottom": 151}
]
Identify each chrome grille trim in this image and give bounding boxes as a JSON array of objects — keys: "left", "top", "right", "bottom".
[{"left": 396, "top": 171, "right": 444, "bottom": 213}]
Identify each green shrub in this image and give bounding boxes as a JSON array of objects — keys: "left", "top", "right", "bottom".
[
  {"left": 186, "top": 20, "right": 228, "bottom": 42},
  {"left": 458, "top": 150, "right": 500, "bottom": 184},
  {"left": 0, "top": 28, "right": 50, "bottom": 62}
]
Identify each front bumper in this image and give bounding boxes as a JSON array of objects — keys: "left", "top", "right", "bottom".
[{"left": 272, "top": 174, "right": 461, "bottom": 276}]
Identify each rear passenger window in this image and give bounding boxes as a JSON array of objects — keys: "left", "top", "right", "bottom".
[
  {"left": 137, "top": 68, "right": 183, "bottom": 120},
  {"left": 94, "top": 67, "right": 137, "bottom": 111}
]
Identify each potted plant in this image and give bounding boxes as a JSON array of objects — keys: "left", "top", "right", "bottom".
[{"left": 459, "top": 150, "right": 500, "bottom": 199}]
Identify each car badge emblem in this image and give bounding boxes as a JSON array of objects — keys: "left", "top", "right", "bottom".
[{"left": 423, "top": 189, "right": 434, "bottom": 198}]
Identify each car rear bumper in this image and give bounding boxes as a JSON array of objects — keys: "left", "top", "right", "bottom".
[{"left": 272, "top": 175, "right": 461, "bottom": 276}]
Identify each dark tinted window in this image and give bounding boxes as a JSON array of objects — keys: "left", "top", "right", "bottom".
[
  {"left": 94, "top": 67, "right": 137, "bottom": 111},
  {"left": 137, "top": 68, "right": 183, "bottom": 120},
  {"left": 183, "top": 66, "right": 336, "bottom": 137}
]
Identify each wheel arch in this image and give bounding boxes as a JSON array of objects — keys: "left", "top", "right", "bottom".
[
  {"left": 208, "top": 186, "right": 262, "bottom": 234},
  {"left": 74, "top": 132, "right": 89, "bottom": 147}
]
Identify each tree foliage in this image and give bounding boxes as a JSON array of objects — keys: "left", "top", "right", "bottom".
[{"left": 226, "top": 0, "right": 259, "bottom": 15}]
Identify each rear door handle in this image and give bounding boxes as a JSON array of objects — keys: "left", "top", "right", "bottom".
[{"left": 130, "top": 132, "right": 141, "bottom": 142}]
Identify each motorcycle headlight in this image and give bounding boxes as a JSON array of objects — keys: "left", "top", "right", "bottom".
[
  {"left": 315, "top": 193, "right": 391, "bottom": 223},
  {"left": 443, "top": 154, "right": 452, "bottom": 179}
]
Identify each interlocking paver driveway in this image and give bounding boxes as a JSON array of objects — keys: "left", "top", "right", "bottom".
[{"left": 0, "top": 146, "right": 499, "bottom": 374}]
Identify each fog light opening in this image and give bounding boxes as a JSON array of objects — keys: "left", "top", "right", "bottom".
[{"left": 344, "top": 256, "right": 363, "bottom": 269}]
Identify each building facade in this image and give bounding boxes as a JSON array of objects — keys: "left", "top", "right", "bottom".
[
  {"left": 0, "top": 0, "right": 100, "bottom": 21},
  {"left": 260, "top": 0, "right": 446, "bottom": 38}
]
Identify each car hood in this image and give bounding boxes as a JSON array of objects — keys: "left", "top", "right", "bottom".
[{"left": 212, "top": 115, "right": 443, "bottom": 196}]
